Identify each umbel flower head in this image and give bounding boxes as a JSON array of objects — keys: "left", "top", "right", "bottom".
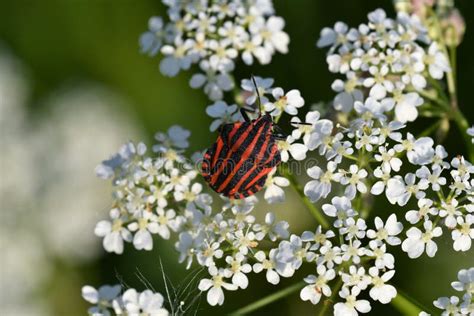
[
  {"left": 140, "top": 0, "right": 289, "bottom": 100},
  {"left": 84, "top": 3, "right": 474, "bottom": 316}
]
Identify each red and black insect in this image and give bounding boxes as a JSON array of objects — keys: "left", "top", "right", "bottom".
[{"left": 201, "top": 77, "right": 288, "bottom": 199}]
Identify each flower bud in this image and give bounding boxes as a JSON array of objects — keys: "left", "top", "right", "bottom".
[
  {"left": 440, "top": 9, "right": 465, "bottom": 47},
  {"left": 410, "top": 0, "right": 434, "bottom": 18},
  {"left": 393, "top": 0, "right": 413, "bottom": 14}
]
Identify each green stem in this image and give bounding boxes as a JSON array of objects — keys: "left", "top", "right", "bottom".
[
  {"left": 446, "top": 44, "right": 457, "bottom": 110},
  {"left": 228, "top": 281, "right": 305, "bottom": 315},
  {"left": 451, "top": 108, "right": 474, "bottom": 161},
  {"left": 390, "top": 288, "right": 433, "bottom": 315},
  {"left": 428, "top": 7, "right": 474, "bottom": 161},
  {"left": 281, "top": 167, "right": 330, "bottom": 229}
]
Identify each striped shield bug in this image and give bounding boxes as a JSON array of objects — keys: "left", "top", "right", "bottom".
[{"left": 201, "top": 77, "right": 294, "bottom": 199}]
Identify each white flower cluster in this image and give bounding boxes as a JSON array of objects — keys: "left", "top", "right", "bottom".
[
  {"left": 294, "top": 207, "right": 402, "bottom": 314},
  {"left": 140, "top": 0, "right": 289, "bottom": 100},
  {"left": 82, "top": 284, "right": 169, "bottom": 316},
  {"left": 420, "top": 267, "right": 474, "bottom": 315},
  {"left": 94, "top": 125, "right": 197, "bottom": 254},
  {"left": 86, "top": 6, "right": 474, "bottom": 316},
  {"left": 311, "top": 9, "right": 474, "bottom": 259},
  {"left": 318, "top": 8, "right": 449, "bottom": 123}
]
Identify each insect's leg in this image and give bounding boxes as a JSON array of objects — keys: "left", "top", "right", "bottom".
[
  {"left": 251, "top": 75, "right": 262, "bottom": 116},
  {"left": 240, "top": 106, "right": 258, "bottom": 122},
  {"left": 273, "top": 125, "right": 288, "bottom": 140},
  {"left": 240, "top": 108, "right": 251, "bottom": 122}
]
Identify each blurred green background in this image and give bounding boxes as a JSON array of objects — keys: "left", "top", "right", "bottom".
[{"left": 1, "top": 0, "right": 473, "bottom": 315}]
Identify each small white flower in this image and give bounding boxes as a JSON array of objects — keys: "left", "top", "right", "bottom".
[
  {"left": 331, "top": 73, "right": 363, "bottom": 112},
  {"left": 317, "top": 243, "right": 342, "bottom": 269},
  {"left": 367, "top": 214, "right": 403, "bottom": 246},
  {"left": 253, "top": 249, "right": 280, "bottom": 285},
  {"left": 232, "top": 230, "right": 257, "bottom": 255},
  {"left": 451, "top": 267, "right": 474, "bottom": 294},
  {"left": 159, "top": 39, "right": 193, "bottom": 77},
  {"left": 277, "top": 136, "right": 308, "bottom": 162},
  {"left": 290, "top": 111, "right": 321, "bottom": 145},
  {"left": 276, "top": 235, "right": 316, "bottom": 271},
  {"left": 340, "top": 164, "right": 368, "bottom": 199},
  {"left": 304, "top": 162, "right": 341, "bottom": 202},
  {"left": 416, "top": 165, "right": 446, "bottom": 192},
  {"left": 334, "top": 286, "right": 371, "bottom": 316},
  {"left": 225, "top": 253, "right": 252, "bottom": 289},
  {"left": 425, "top": 42, "right": 450, "bottom": 79},
  {"left": 317, "top": 21, "right": 349, "bottom": 48},
  {"left": 252, "top": 16, "right": 289, "bottom": 54},
  {"left": 451, "top": 215, "right": 474, "bottom": 252},
  {"left": 240, "top": 36, "right": 270, "bottom": 65},
  {"left": 322, "top": 196, "right": 357, "bottom": 228},
  {"left": 395, "top": 134, "right": 434, "bottom": 166},
  {"left": 393, "top": 92, "right": 424, "bottom": 123},
  {"left": 140, "top": 17, "right": 165, "bottom": 56},
  {"left": 368, "top": 267, "right": 397, "bottom": 304},
  {"left": 128, "top": 211, "right": 160, "bottom": 251},
  {"left": 402, "top": 220, "right": 442, "bottom": 258},
  {"left": 95, "top": 209, "right": 132, "bottom": 254},
  {"left": 241, "top": 76, "right": 274, "bottom": 105},
  {"left": 174, "top": 183, "right": 203, "bottom": 209},
  {"left": 340, "top": 266, "right": 371, "bottom": 290},
  {"left": 433, "top": 296, "right": 460, "bottom": 315},
  {"left": 375, "top": 146, "right": 402, "bottom": 172},
  {"left": 264, "top": 170, "right": 290, "bottom": 204},
  {"left": 366, "top": 241, "right": 395, "bottom": 269},
  {"left": 156, "top": 208, "right": 177, "bottom": 239},
  {"left": 341, "top": 240, "right": 365, "bottom": 263},
  {"left": 208, "top": 39, "right": 238, "bottom": 71},
  {"left": 147, "top": 185, "right": 169, "bottom": 208},
  {"left": 253, "top": 212, "right": 289, "bottom": 241},
  {"left": 198, "top": 266, "right": 237, "bottom": 306},
  {"left": 370, "top": 165, "right": 391, "bottom": 195},
  {"left": 405, "top": 198, "right": 438, "bottom": 224},
  {"left": 300, "top": 265, "right": 336, "bottom": 305},
  {"left": 306, "top": 119, "right": 334, "bottom": 153},
  {"left": 340, "top": 219, "right": 367, "bottom": 241},
  {"left": 154, "top": 125, "right": 191, "bottom": 152},
  {"left": 401, "top": 53, "right": 426, "bottom": 90},
  {"left": 122, "top": 289, "right": 169, "bottom": 315},
  {"left": 265, "top": 87, "right": 304, "bottom": 116},
  {"left": 82, "top": 284, "right": 122, "bottom": 304},
  {"left": 82, "top": 284, "right": 122, "bottom": 316},
  {"left": 190, "top": 61, "right": 234, "bottom": 101},
  {"left": 301, "top": 226, "right": 335, "bottom": 251},
  {"left": 363, "top": 65, "right": 394, "bottom": 100},
  {"left": 386, "top": 173, "right": 427, "bottom": 206},
  {"left": 176, "top": 232, "right": 199, "bottom": 269},
  {"left": 439, "top": 199, "right": 462, "bottom": 229},
  {"left": 197, "top": 241, "right": 223, "bottom": 267},
  {"left": 205, "top": 101, "right": 241, "bottom": 131}
]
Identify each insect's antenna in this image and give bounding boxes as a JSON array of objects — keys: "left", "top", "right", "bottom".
[
  {"left": 251, "top": 75, "right": 262, "bottom": 117},
  {"left": 291, "top": 122, "right": 313, "bottom": 126}
]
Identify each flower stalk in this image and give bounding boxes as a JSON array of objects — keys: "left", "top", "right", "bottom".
[
  {"left": 390, "top": 291, "right": 424, "bottom": 315},
  {"left": 228, "top": 281, "right": 305, "bottom": 315},
  {"left": 280, "top": 166, "right": 330, "bottom": 229}
]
